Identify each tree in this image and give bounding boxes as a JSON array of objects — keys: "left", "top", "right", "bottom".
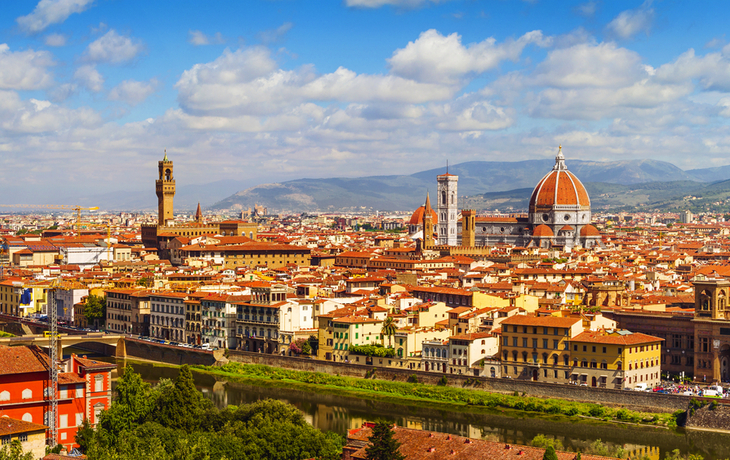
[
  {"left": 0, "top": 440, "right": 33, "bottom": 460},
  {"left": 301, "top": 340, "right": 312, "bottom": 356},
  {"left": 542, "top": 445, "right": 559, "bottom": 460},
  {"left": 83, "top": 294, "right": 106, "bottom": 326},
  {"left": 365, "top": 422, "right": 405, "bottom": 460},
  {"left": 155, "top": 365, "right": 209, "bottom": 431},
  {"left": 380, "top": 316, "right": 397, "bottom": 348}
]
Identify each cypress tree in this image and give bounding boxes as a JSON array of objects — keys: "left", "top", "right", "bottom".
[
  {"left": 543, "top": 445, "right": 559, "bottom": 460},
  {"left": 365, "top": 422, "right": 405, "bottom": 460}
]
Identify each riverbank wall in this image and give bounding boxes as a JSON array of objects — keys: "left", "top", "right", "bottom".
[{"left": 227, "top": 350, "right": 692, "bottom": 413}]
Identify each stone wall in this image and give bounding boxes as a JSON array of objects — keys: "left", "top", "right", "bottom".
[
  {"left": 228, "top": 350, "right": 696, "bottom": 413},
  {"left": 686, "top": 401, "right": 730, "bottom": 431},
  {"left": 125, "top": 339, "right": 221, "bottom": 366}
]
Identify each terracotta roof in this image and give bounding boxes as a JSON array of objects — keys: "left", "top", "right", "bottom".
[
  {"left": 0, "top": 345, "right": 48, "bottom": 375},
  {"left": 347, "top": 425, "right": 616, "bottom": 460},
  {"left": 500, "top": 315, "right": 582, "bottom": 328},
  {"left": 0, "top": 418, "right": 47, "bottom": 436},
  {"left": 75, "top": 356, "right": 116, "bottom": 370},
  {"left": 572, "top": 330, "right": 664, "bottom": 345}
]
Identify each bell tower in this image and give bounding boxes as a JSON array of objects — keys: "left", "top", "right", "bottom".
[
  {"left": 156, "top": 150, "right": 175, "bottom": 226},
  {"left": 437, "top": 170, "right": 458, "bottom": 246}
]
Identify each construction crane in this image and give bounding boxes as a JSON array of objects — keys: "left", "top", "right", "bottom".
[
  {"left": 47, "top": 277, "right": 62, "bottom": 447},
  {"left": 0, "top": 205, "right": 99, "bottom": 232}
]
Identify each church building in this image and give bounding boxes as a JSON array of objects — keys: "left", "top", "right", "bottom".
[{"left": 410, "top": 147, "right": 602, "bottom": 250}]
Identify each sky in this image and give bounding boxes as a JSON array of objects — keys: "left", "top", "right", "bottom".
[{"left": 3, "top": 0, "right": 730, "bottom": 204}]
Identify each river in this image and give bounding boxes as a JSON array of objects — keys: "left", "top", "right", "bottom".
[{"left": 76, "top": 350, "right": 730, "bottom": 460}]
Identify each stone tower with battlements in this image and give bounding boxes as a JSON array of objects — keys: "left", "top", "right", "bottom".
[{"left": 155, "top": 150, "right": 175, "bottom": 226}]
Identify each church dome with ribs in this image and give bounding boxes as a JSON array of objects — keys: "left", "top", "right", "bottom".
[
  {"left": 529, "top": 147, "right": 590, "bottom": 214},
  {"left": 409, "top": 205, "right": 438, "bottom": 226}
]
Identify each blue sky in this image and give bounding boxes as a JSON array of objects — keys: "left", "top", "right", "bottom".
[{"left": 3, "top": 0, "right": 730, "bottom": 203}]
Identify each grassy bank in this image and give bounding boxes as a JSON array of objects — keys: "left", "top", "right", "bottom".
[{"left": 192, "top": 362, "right": 682, "bottom": 428}]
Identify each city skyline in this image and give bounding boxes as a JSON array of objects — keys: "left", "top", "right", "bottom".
[{"left": 3, "top": 0, "right": 730, "bottom": 203}]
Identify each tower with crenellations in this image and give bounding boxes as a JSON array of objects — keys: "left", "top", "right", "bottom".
[{"left": 155, "top": 150, "right": 175, "bottom": 226}]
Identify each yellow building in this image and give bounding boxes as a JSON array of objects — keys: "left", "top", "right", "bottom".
[
  {"left": 571, "top": 330, "right": 662, "bottom": 389},
  {"left": 402, "top": 301, "right": 451, "bottom": 328},
  {"left": 499, "top": 315, "right": 583, "bottom": 383},
  {"left": 0, "top": 279, "right": 23, "bottom": 316},
  {"left": 0, "top": 418, "right": 47, "bottom": 459}
]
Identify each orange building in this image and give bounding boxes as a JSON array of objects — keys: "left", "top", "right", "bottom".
[{"left": 0, "top": 346, "right": 114, "bottom": 450}]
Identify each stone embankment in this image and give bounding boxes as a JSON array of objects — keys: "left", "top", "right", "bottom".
[
  {"left": 686, "top": 400, "right": 730, "bottom": 432},
  {"left": 227, "top": 350, "right": 697, "bottom": 414}
]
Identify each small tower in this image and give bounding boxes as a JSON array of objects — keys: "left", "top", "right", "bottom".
[
  {"left": 156, "top": 150, "right": 175, "bottom": 226},
  {"left": 437, "top": 169, "right": 458, "bottom": 246},
  {"left": 461, "top": 209, "right": 476, "bottom": 247},
  {"left": 423, "top": 193, "right": 435, "bottom": 249},
  {"left": 195, "top": 202, "right": 203, "bottom": 223}
]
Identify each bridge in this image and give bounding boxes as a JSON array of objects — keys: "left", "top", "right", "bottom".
[{"left": 0, "top": 333, "right": 127, "bottom": 359}]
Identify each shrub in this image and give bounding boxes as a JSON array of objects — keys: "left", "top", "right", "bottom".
[
  {"left": 438, "top": 375, "right": 448, "bottom": 386},
  {"left": 407, "top": 374, "right": 419, "bottom": 384},
  {"left": 588, "top": 405, "right": 605, "bottom": 417}
]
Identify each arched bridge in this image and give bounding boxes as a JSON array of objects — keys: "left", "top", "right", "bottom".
[{"left": 0, "top": 333, "right": 127, "bottom": 359}]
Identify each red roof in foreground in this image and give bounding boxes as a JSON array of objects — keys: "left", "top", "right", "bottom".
[
  {"left": 347, "top": 425, "right": 618, "bottom": 460},
  {"left": 0, "top": 345, "right": 48, "bottom": 375}
]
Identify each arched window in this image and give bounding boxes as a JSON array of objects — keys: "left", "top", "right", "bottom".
[
  {"left": 700, "top": 290, "right": 712, "bottom": 311},
  {"left": 0, "top": 391, "right": 9, "bottom": 401},
  {"left": 21, "top": 389, "right": 31, "bottom": 400},
  {"left": 22, "top": 413, "right": 32, "bottom": 423}
]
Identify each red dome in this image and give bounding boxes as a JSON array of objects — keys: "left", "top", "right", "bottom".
[
  {"left": 409, "top": 205, "right": 438, "bottom": 226},
  {"left": 580, "top": 224, "right": 600, "bottom": 237},
  {"left": 529, "top": 149, "right": 590, "bottom": 213},
  {"left": 533, "top": 224, "right": 554, "bottom": 237}
]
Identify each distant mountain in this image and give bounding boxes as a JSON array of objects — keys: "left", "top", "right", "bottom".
[
  {"left": 211, "top": 159, "right": 721, "bottom": 213},
  {"left": 461, "top": 181, "right": 709, "bottom": 213}
]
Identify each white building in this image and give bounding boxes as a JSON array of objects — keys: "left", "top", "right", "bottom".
[{"left": 150, "top": 292, "right": 189, "bottom": 343}]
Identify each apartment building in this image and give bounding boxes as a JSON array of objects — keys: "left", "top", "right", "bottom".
[
  {"left": 570, "top": 330, "right": 663, "bottom": 389},
  {"left": 150, "top": 292, "right": 189, "bottom": 343},
  {"left": 499, "top": 315, "right": 583, "bottom": 383}
]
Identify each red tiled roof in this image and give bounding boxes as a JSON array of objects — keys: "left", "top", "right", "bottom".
[
  {"left": 0, "top": 418, "right": 47, "bottom": 436},
  {"left": 0, "top": 345, "right": 48, "bottom": 375}
]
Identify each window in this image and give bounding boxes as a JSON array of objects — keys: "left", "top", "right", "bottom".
[
  {"left": 60, "top": 414, "right": 68, "bottom": 428},
  {"left": 513, "top": 337, "right": 518, "bottom": 347},
  {"left": 573, "top": 344, "right": 578, "bottom": 351},
  {"left": 532, "top": 338, "right": 538, "bottom": 348},
  {"left": 0, "top": 436, "right": 9, "bottom": 445},
  {"left": 21, "top": 388, "right": 31, "bottom": 399},
  {"left": 582, "top": 345, "right": 587, "bottom": 352},
  {"left": 94, "top": 375, "right": 103, "bottom": 392},
  {"left": 76, "top": 413, "right": 83, "bottom": 427},
  {"left": 543, "top": 339, "right": 548, "bottom": 349},
  {"left": 522, "top": 338, "right": 528, "bottom": 348},
  {"left": 592, "top": 346, "right": 596, "bottom": 353}
]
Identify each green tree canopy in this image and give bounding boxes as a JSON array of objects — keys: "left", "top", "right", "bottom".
[{"left": 84, "top": 294, "right": 106, "bottom": 323}]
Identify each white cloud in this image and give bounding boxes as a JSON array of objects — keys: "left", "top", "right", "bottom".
[
  {"left": 0, "top": 44, "right": 54, "bottom": 90},
  {"left": 44, "top": 33, "right": 67, "bottom": 47},
  {"left": 83, "top": 30, "right": 144, "bottom": 64},
  {"left": 344, "top": 0, "right": 447, "bottom": 8},
  {"left": 257, "top": 22, "right": 293, "bottom": 44},
  {"left": 188, "top": 30, "right": 225, "bottom": 46},
  {"left": 0, "top": 90, "right": 101, "bottom": 133},
  {"left": 606, "top": 3, "right": 654, "bottom": 39},
  {"left": 655, "top": 47, "right": 730, "bottom": 92},
  {"left": 48, "top": 83, "right": 77, "bottom": 102},
  {"left": 175, "top": 46, "right": 454, "bottom": 118},
  {"left": 575, "top": 1, "right": 598, "bottom": 17},
  {"left": 109, "top": 79, "right": 158, "bottom": 106},
  {"left": 74, "top": 64, "right": 104, "bottom": 92},
  {"left": 531, "top": 42, "right": 646, "bottom": 88},
  {"left": 17, "top": 0, "right": 94, "bottom": 33},
  {"left": 388, "top": 29, "right": 550, "bottom": 85}
]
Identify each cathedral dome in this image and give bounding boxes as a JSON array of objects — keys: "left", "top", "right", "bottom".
[
  {"left": 580, "top": 224, "right": 600, "bottom": 237},
  {"left": 533, "top": 224, "right": 554, "bottom": 237},
  {"left": 409, "top": 205, "right": 438, "bottom": 226},
  {"left": 529, "top": 147, "right": 590, "bottom": 214}
]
